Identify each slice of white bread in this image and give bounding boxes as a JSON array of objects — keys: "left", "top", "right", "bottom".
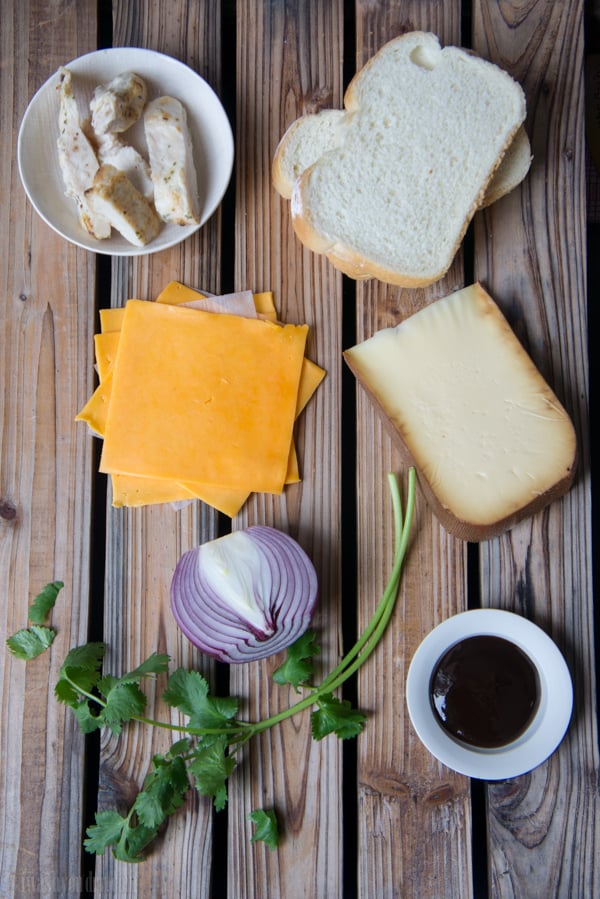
[
  {"left": 479, "top": 125, "right": 532, "bottom": 208},
  {"left": 276, "top": 32, "right": 527, "bottom": 287},
  {"left": 273, "top": 110, "right": 531, "bottom": 208},
  {"left": 344, "top": 283, "right": 577, "bottom": 541}
]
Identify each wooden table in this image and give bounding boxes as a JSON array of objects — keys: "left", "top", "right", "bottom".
[{"left": 1, "top": 2, "right": 596, "bottom": 896}]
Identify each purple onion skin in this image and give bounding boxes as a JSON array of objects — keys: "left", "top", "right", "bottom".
[{"left": 170, "top": 526, "right": 318, "bottom": 664}]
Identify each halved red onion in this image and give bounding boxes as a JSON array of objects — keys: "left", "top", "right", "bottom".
[{"left": 170, "top": 526, "right": 318, "bottom": 663}]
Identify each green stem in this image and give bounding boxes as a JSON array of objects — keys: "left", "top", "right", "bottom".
[
  {"left": 131, "top": 714, "right": 250, "bottom": 736},
  {"left": 312, "top": 469, "right": 414, "bottom": 695},
  {"left": 249, "top": 468, "right": 416, "bottom": 737},
  {"left": 63, "top": 671, "right": 251, "bottom": 737},
  {"left": 308, "top": 469, "right": 416, "bottom": 699},
  {"left": 62, "top": 675, "right": 107, "bottom": 709}
]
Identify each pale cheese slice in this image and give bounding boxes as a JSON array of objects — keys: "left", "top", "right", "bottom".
[
  {"left": 344, "top": 282, "right": 577, "bottom": 540},
  {"left": 99, "top": 300, "right": 308, "bottom": 493},
  {"left": 156, "top": 281, "right": 279, "bottom": 321}
]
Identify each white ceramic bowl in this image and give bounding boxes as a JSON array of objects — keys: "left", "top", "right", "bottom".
[
  {"left": 406, "top": 608, "right": 573, "bottom": 779},
  {"left": 17, "top": 48, "right": 234, "bottom": 255}
]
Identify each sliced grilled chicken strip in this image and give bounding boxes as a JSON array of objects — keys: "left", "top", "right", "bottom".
[
  {"left": 85, "top": 164, "right": 161, "bottom": 247},
  {"left": 90, "top": 71, "right": 147, "bottom": 135},
  {"left": 144, "top": 96, "right": 200, "bottom": 225},
  {"left": 89, "top": 129, "right": 154, "bottom": 199},
  {"left": 56, "top": 67, "right": 111, "bottom": 239}
]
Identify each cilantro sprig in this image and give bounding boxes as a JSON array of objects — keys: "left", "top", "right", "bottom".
[
  {"left": 9, "top": 470, "right": 416, "bottom": 861},
  {"left": 6, "top": 580, "right": 63, "bottom": 659}
]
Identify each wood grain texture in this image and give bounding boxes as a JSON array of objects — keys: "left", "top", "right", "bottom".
[
  {"left": 92, "top": 3, "right": 225, "bottom": 897},
  {"left": 228, "top": 1, "right": 346, "bottom": 896},
  {"left": 0, "top": 3, "right": 97, "bottom": 896},
  {"left": 352, "top": 5, "right": 472, "bottom": 898},
  {"left": 473, "top": 2, "right": 599, "bottom": 897},
  {"left": 1, "top": 1, "right": 597, "bottom": 896},
  {"left": 354, "top": 291, "right": 473, "bottom": 899}
]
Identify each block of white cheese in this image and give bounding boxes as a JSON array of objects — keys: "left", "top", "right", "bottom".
[{"left": 344, "top": 283, "right": 577, "bottom": 540}]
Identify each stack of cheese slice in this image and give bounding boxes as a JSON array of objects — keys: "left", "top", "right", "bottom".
[{"left": 76, "top": 281, "right": 325, "bottom": 515}]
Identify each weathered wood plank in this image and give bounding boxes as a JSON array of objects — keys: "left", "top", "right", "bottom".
[
  {"left": 92, "top": 2, "right": 225, "bottom": 896},
  {"left": 0, "top": 3, "right": 97, "bottom": 896},
  {"left": 353, "top": 4, "right": 473, "bottom": 898},
  {"left": 473, "top": 2, "right": 599, "bottom": 897},
  {"left": 2, "top": 2, "right": 596, "bottom": 897},
  {"left": 228, "top": 1, "right": 346, "bottom": 896}
]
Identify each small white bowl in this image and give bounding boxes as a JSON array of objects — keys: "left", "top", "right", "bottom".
[
  {"left": 17, "top": 48, "right": 234, "bottom": 256},
  {"left": 406, "top": 608, "right": 573, "bottom": 780}
]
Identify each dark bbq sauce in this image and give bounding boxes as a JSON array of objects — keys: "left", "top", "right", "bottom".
[{"left": 429, "top": 635, "right": 540, "bottom": 749}]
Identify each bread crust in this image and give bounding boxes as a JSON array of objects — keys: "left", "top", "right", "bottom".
[{"left": 480, "top": 125, "right": 532, "bottom": 208}]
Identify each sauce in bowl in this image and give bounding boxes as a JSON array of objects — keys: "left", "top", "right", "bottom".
[{"left": 429, "top": 635, "right": 540, "bottom": 749}]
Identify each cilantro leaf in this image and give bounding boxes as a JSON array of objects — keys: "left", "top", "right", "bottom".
[
  {"left": 272, "top": 629, "right": 320, "bottom": 690},
  {"left": 6, "top": 625, "right": 56, "bottom": 660},
  {"left": 162, "top": 668, "right": 209, "bottom": 716},
  {"left": 54, "top": 675, "right": 89, "bottom": 709},
  {"left": 59, "top": 643, "right": 105, "bottom": 686},
  {"left": 5, "top": 581, "right": 63, "bottom": 660},
  {"left": 113, "top": 822, "right": 158, "bottom": 863},
  {"left": 167, "top": 737, "right": 192, "bottom": 757},
  {"left": 134, "top": 755, "right": 189, "bottom": 830},
  {"left": 71, "top": 700, "right": 104, "bottom": 734},
  {"left": 115, "top": 653, "right": 170, "bottom": 684},
  {"left": 163, "top": 668, "right": 239, "bottom": 730},
  {"left": 55, "top": 643, "right": 105, "bottom": 707},
  {"left": 28, "top": 580, "right": 64, "bottom": 624},
  {"left": 248, "top": 808, "right": 280, "bottom": 850},
  {"left": 311, "top": 693, "right": 367, "bottom": 740},
  {"left": 188, "top": 738, "right": 236, "bottom": 810},
  {"left": 84, "top": 809, "right": 156, "bottom": 863},
  {"left": 99, "top": 681, "right": 148, "bottom": 735},
  {"left": 88, "top": 653, "right": 170, "bottom": 735},
  {"left": 84, "top": 810, "right": 128, "bottom": 855}
]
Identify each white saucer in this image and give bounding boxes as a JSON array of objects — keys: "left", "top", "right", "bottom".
[
  {"left": 18, "top": 48, "right": 234, "bottom": 255},
  {"left": 406, "top": 608, "right": 573, "bottom": 780}
]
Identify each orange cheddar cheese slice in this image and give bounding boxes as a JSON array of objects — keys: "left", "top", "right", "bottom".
[
  {"left": 112, "top": 475, "right": 246, "bottom": 515},
  {"left": 99, "top": 307, "right": 126, "bottom": 333},
  {"left": 80, "top": 286, "right": 325, "bottom": 513},
  {"left": 252, "top": 292, "right": 278, "bottom": 321},
  {"left": 78, "top": 358, "right": 317, "bottom": 488},
  {"left": 99, "top": 300, "right": 308, "bottom": 493},
  {"left": 155, "top": 280, "right": 208, "bottom": 305},
  {"left": 111, "top": 474, "right": 199, "bottom": 507},
  {"left": 83, "top": 360, "right": 321, "bottom": 514},
  {"left": 94, "top": 331, "right": 120, "bottom": 382},
  {"left": 75, "top": 371, "right": 114, "bottom": 437}
]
